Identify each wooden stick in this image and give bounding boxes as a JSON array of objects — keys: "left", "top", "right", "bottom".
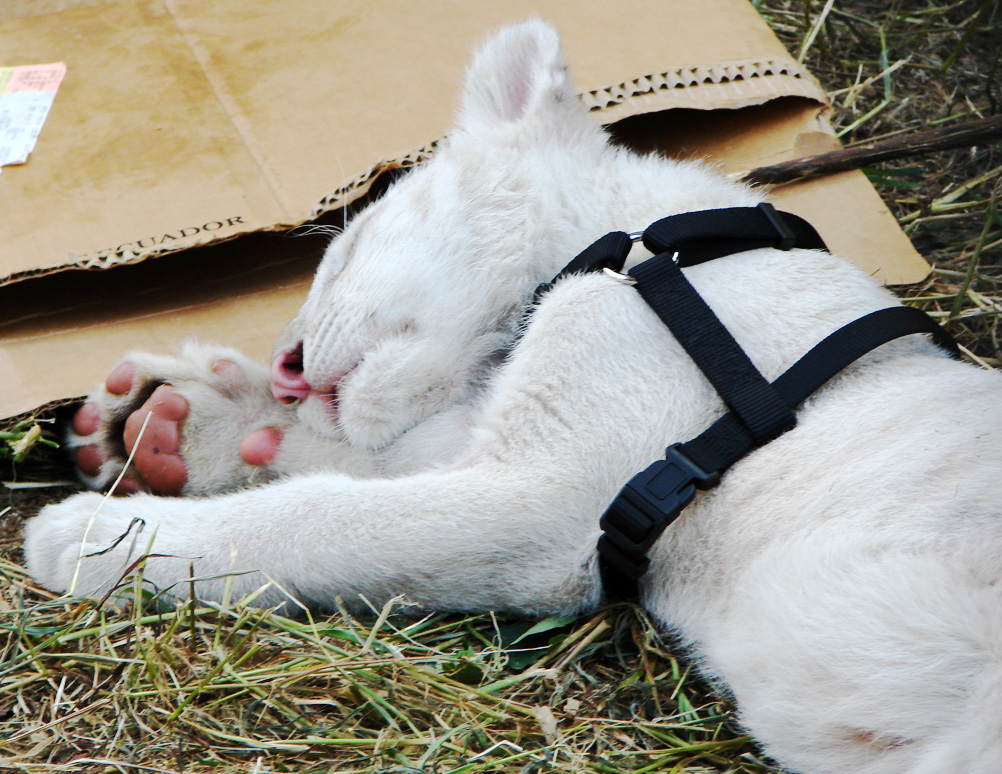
[{"left": 740, "top": 114, "right": 1002, "bottom": 187}]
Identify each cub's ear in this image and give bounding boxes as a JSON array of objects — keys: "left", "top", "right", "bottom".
[{"left": 456, "top": 19, "right": 582, "bottom": 135}]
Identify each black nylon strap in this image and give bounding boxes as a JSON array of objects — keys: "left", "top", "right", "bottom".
[
  {"left": 538, "top": 207, "right": 825, "bottom": 445},
  {"left": 678, "top": 305, "right": 960, "bottom": 475},
  {"left": 630, "top": 255, "right": 796, "bottom": 445},
  {"left": 533, "top": 231, "right": 632, "bottom": 303},
  {"left": 643, "top": 203, "right": 828, "bottom": 266},
  {"left": 599, "top": 304, "right": 959, "bottom": 600}
]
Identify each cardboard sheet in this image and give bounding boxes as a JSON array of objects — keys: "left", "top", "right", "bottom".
[{"left": 0, "top": 0, "right": 931, "bottom": 419}]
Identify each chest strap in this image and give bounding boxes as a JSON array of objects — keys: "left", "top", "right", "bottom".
[
  {"left": 598, "top": 304, "right": 958, "bottom": 600},
  {"left": 534, "top": 203, "right": 958, "bottom": 602}
]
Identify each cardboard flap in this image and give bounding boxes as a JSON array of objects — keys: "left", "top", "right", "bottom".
[
  {"left": 608, "top": 99, "right": 924, "bottom": 283},
  {"left": 1, "top": 0, "right": 826, "bottom": 284}
]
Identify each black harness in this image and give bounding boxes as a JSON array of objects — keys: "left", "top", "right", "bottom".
[{"left": 535, "top": 203, "right": 959, "bottom": 601}]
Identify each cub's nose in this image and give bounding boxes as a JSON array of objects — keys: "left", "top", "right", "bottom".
[{"left": 271, "top": 342, "right": 312, "bottom": 403}]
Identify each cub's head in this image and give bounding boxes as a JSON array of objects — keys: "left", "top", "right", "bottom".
[{"left": 272, "top": 20, "right": 609, "bottom": 447}]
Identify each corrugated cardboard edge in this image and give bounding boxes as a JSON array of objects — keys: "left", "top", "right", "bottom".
[
  {"left": 0, "top": 223, "right": 277, "bottom": 288},
  {"left": 313, "top": 57, "right": 827, "bottom": 216},
  {"left": 582, "top": 57, "right": 822, "bottom": 116},
  {"left": 0, "top": 57, "right": 825, "bottom": 288}
]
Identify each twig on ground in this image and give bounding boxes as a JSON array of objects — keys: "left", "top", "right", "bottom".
[{"left": 741, "top": 114, "right": 1002, "bottom": 186}]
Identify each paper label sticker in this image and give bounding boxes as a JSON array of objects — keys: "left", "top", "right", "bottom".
[{"left": 0, "top": 62, "right": 67, "bottom": 171}]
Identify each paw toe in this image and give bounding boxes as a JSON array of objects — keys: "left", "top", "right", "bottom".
[
  {"left": 72, "top": 402, "right": 101, "bottom": 436},
  {"left": 105, "top": 361, "right": 135, "bottom": 396},
  {"left": 113, "top": 476, "right": 145, "bottom": 496},
  {"left": 239, "top": 426, "right": 283, "bottom": 466},
  {"left": 75, "top": 444, "right": 104, "bottom": 477}
]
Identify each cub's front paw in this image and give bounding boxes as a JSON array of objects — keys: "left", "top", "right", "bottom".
[
  {"left": 25, "top": 491, "right": 272, "bottom": 604},
  {"left": 69, "top": 344, "right": 293, "bottom": 497},
  {"left": 24, "top": 491, "right": 155, "bottom": 597}
]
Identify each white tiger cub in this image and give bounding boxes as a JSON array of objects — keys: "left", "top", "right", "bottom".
[{"left": 24, "top": 20, "right": 1002, "bottom": 774}]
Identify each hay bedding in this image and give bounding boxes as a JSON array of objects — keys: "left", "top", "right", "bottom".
[{"left": 2, "top": 2, "right": 1000, "bottom": 771}]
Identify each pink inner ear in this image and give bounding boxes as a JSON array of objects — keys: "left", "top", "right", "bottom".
[
  {"left": 460, "top": 21, "right": 566, "bottom": 128},
  {"left": 492, "top": 33, "right": 544, "bottom": 122},
  {"left": 503, "top": 73, "right": 531, "bottom": 121}
]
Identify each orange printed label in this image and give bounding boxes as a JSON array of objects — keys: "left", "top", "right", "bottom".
[{"left": 0, "top": 62, "right": 67, "bottom": 169}]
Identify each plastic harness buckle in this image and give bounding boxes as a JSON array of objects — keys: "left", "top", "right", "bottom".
[
  {"left": 757, "top": 202, "right": 797, "bottom": 251},
  {"left": 597, "top": 444, "right": 720, "bottom": 580}
]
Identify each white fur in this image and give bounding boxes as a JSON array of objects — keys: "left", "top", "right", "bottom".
[{"left": 25, "top": 21, "right": 1002, "bottom": 774}]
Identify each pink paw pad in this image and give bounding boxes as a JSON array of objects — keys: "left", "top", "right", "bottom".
[
  {"left": 112, "top": 476, "right": 144, "bottom": 496},
  {"left": 212, "top": 359, "right": 250, "bottom": 390},
  {"left": 239, "top": 426, "right": 283, "bottom": 466},
  {"left": 122, "top": 384, "right": 190, "bottom": 495},
  {"left": 72, "top": 402, "right": 101, "bottom": 436},
  {"left": 75, "top": 445, "right": 103, "bottom": 477},
  {"left": 105, "top": 362, "right": 135, "bottom": 396}
]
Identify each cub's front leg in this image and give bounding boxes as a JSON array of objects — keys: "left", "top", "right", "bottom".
[
  {"left": 24, "top": 464, "right": 606, "bottom": 615},
  {"left": 68, "top": 342, "right": 296, "bottom": 496}
]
